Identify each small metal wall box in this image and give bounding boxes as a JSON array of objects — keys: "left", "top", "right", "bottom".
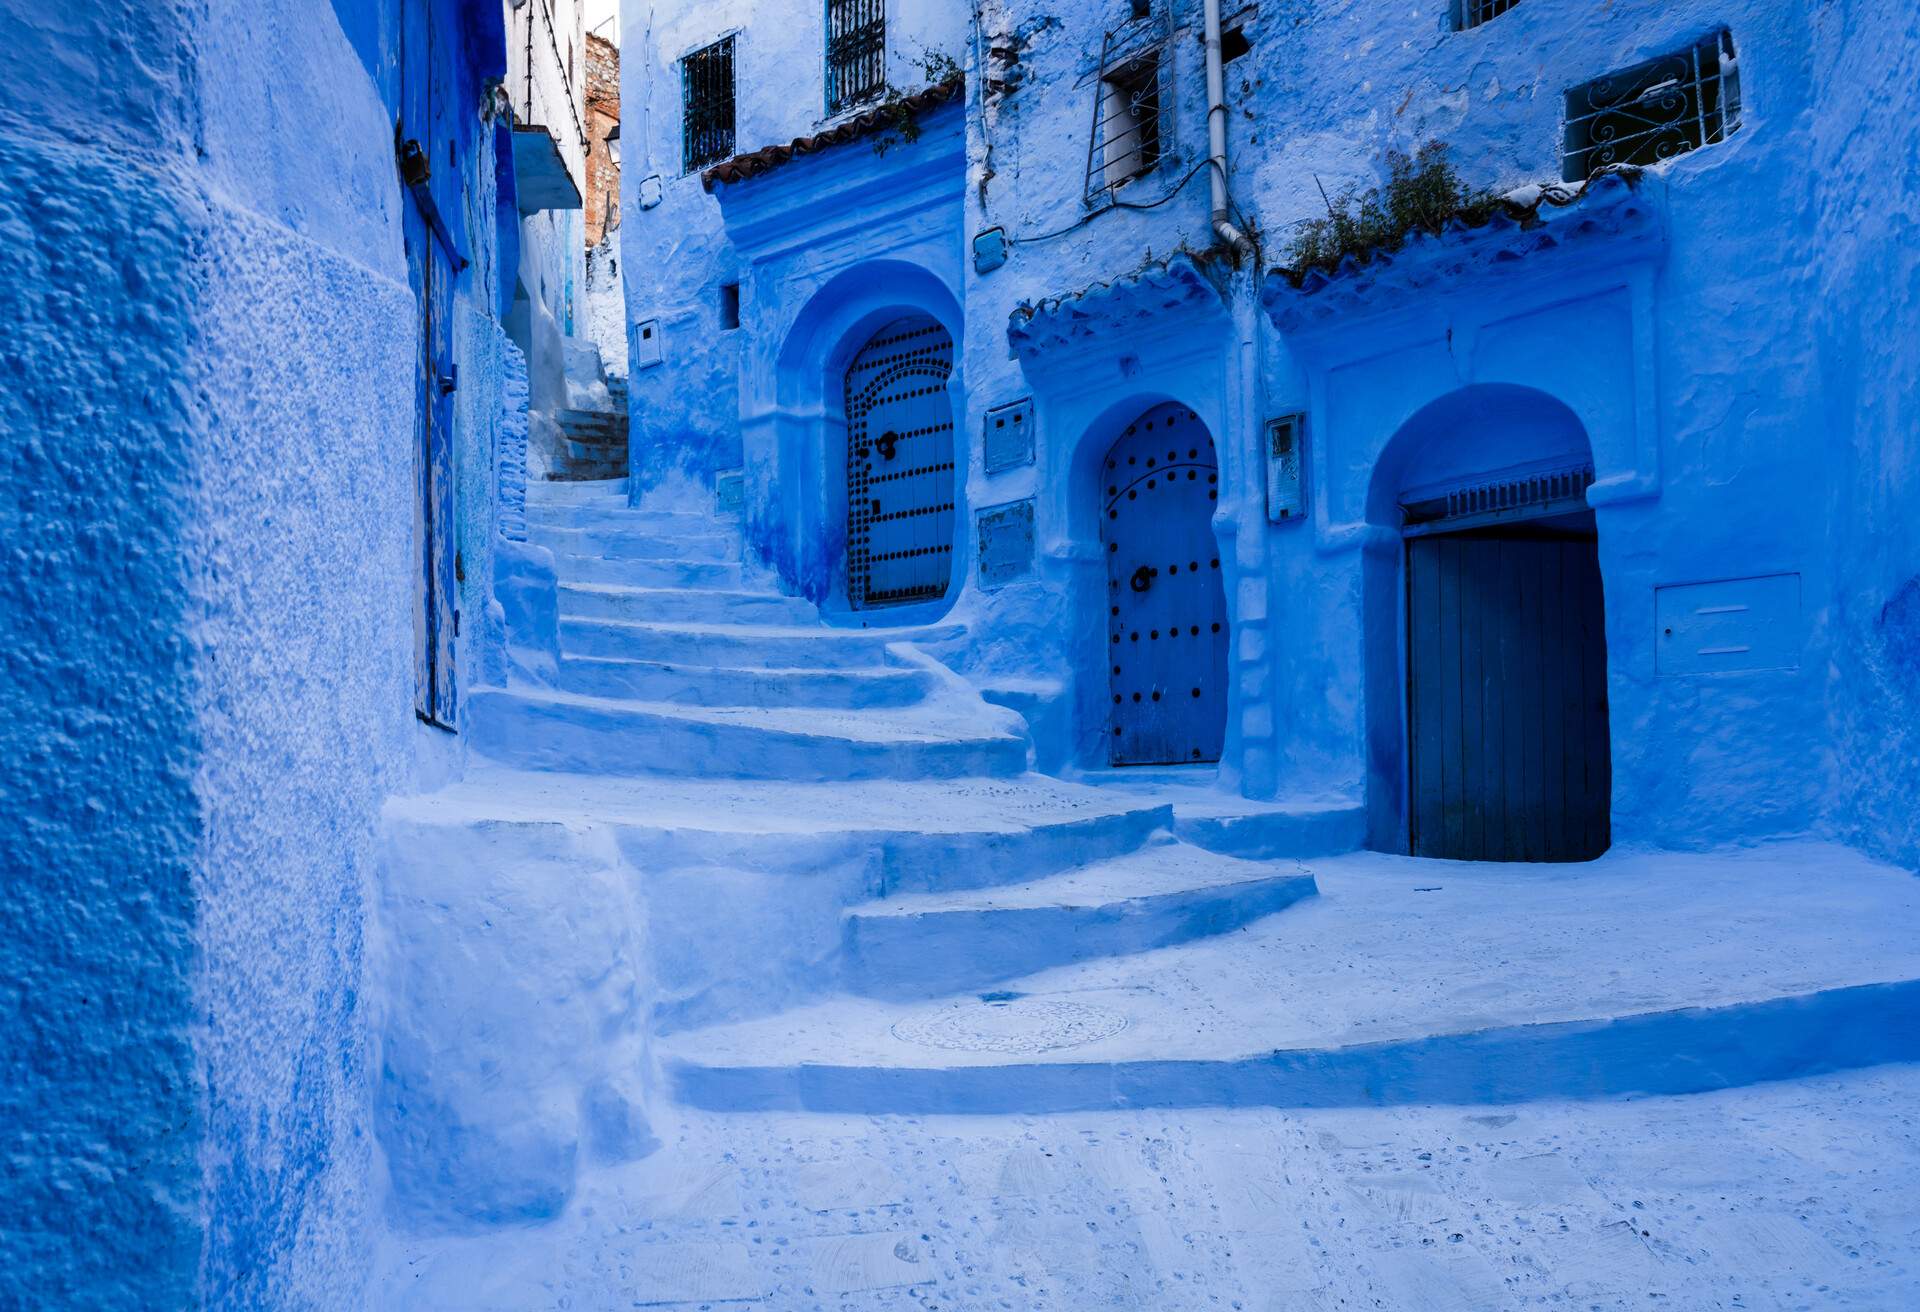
[
  {"left": 972, "top": 227, "right": 1009, "bottom": 274},
  {"left": 635, "top": 318, "right": 664, "bottom": 369},
  {"left": 977, "top": 499, "right": 1036, "bottom": 588},
  {"left": 638, "top": 174, "right": 664, "bottom": 210},
  {"left": 1265, "top": 412, "right": 1307, "bottom": 523},
  {"left": 983, "top": 398, "right": 1035, "bottom": 473},
  {"left": 715, "top": 469, "right": 745, "bottom": 515}
]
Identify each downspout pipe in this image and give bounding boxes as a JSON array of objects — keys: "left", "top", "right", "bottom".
[{"left": 1202, "top": 0, "right": 1255, "bottom": 256}]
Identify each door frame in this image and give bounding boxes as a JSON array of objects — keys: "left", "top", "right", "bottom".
[{"left": 1398, "top": 465, "right": 1607, "bottom": 860}]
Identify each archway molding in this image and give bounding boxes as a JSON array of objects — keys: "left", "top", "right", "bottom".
[
  {"left": 753, "top": 258, "right": 965, "bottom": 624},
  {"left": 1360, "top": 382, "right": 1607, "bottom": 853}
]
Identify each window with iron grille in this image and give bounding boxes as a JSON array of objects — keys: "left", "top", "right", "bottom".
[
  {"left": 826, "top": 0, "right": 886, "bottom": 115},
  {"left": 681, "top": 36, "right": 736, "bottom": 172},
  {"left": 1454, "top": 0, "right": 1521, "bottom": 31},
  {"left": 1563, "top": 30, "right": 1740, "bottom": 182},
  {"left": 1085, "top": 6, "right": 1168, "bottom": 207}
]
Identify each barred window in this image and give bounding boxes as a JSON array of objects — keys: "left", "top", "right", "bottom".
[
  {"left": 1454, "top": 0, "right": 1521, "bottom": 31},
  {"left": 1563, "top": 30, "right": 1740, "bottom": 181},
  {"left": 682, "top": 36, "right": 736, "bottom": 172},
  {"left": 827, "top": 0, "right": 886, "bottom": 115},
  {"left": 1084, "top": 7, "right": 1167, "bottom": 206}
]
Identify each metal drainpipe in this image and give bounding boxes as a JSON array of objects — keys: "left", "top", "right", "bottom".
[{"left": 1202, "top": 0, "right": 1253, "bottom": 256}]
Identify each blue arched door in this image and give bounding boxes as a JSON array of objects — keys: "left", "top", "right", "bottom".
[
  {"left": 1103, "top": 403, "right": 1228, "bottom": 765},
  {"left": 843, "top": 316, "right": 955, "bottom": 609}
]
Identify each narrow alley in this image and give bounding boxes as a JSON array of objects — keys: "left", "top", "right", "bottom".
[{"left": 5, "top": 0, "right": 1919, "bottom": 1309}]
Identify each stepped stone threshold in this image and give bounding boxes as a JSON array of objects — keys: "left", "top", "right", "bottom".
[{"left": 379, "top": 479, "right": 1920, "bottom": 1308}]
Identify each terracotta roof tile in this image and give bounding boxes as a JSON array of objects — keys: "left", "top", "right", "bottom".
[{"left": 701, "top": 76, "right": 963, "bottom": 191}]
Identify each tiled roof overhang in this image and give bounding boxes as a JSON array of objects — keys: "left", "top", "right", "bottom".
[
  {"left": 1007, "top": 252, "right": 1231, "bottom": 360},
  {"left": 701, "top": 76, "right": 964, "bottom": 191},
  {"left": 1261, "top": 169, "right": 1661, "bottom": 334}
]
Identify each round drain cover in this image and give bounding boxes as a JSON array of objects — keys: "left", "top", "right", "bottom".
[{"left": 891, "top": 997, "right": 1129, "bottom": 1054}]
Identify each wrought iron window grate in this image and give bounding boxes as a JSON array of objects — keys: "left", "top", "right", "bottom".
[
  {"left": 1084, "top": 9, "right": 1169, "bottom": 206},
  {"left": 827, "top": 0, "right": 886, "bottom": 115},
  {"left": 1455, "top": 0, "right": 1521, "bottom": 31},
  {"left": 682, "top": 36, "right": 736, "bottom": 172},
  {"left": 1563, "top": 29, "right": 1739, "bottom": 182}
]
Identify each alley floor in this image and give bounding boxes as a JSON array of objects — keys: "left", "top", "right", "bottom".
[{"left": 379, "top": 1063, "right": 1920, "bottom": 1309}]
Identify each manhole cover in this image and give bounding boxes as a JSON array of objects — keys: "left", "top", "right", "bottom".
[{"left": 891, "top": 997, "right": 1129, "bottom": 1054}]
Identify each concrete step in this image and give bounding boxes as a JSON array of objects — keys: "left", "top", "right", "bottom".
[
  {"left": 533, "top": 522, "right": 736, "bottom": 563},
  {"left": 549, "top": 461, "right": 625, "bottom": 481},
  {"left": 558, "top": 617, "right": 966, "bottom": 671},
  {"left": 558, "top": 582, "right": 816, "bottom": 626},
  {"left": 563, "top": 437, "right": 628, "bottom": 463},
  {"left": 554, "top": 655, "right": 937, "bottom": 710},
  {"left": 840, "top": 839, "right": 1318, "bottom": 1000},
  {"left": 467, "top": 688, "right": 1029, "bottom": 781},
  {"left": 525, "top": 500, "right": 714, "bottom": 529},
  {"left": 526, "top": 477, "right": 628, "bottom": 504},
  {"left": 556, "top": 406, "right": 627, "bottom": 432},
  {"left": 662, "top": 844, "right": 1920, "bottom": 1115},
  {"left": 546, "top": 554, "right": 744, "bottom": 589}
]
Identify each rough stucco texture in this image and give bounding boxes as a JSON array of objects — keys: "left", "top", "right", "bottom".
[
  {"left": 1814, "top": 0, "right": 1920, "bottom": 871},
  {"left": 0, "top": 137, "right": 204, "bottom": 1309}
]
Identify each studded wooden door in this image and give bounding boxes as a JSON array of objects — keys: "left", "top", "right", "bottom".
[
  {"left": 845, "top": 316, "right": 955, "bottom": 609},
  {"left": 1104, "top": 403, "right": 1228, "bottom": 765}
]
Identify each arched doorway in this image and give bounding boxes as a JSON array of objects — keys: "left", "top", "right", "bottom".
[
  {"left": 1376, "top": 388, "right": 1612, "bottom": 861},
  {"left": 843, "top": 315, "right": 955, "bottom": 610},
  {"left": 1102, "top": 402, "right": 1227, "bottom": 765}
]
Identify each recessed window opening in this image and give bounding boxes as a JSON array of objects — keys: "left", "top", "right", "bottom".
[
  {"left": 1092, "top": 52, "right": 1162, "bottom": 197},
  {"left": 681, "top": 36, "right": 736, "bottom": 172},
  {"left": 1454, "top": 0, "right": 1521, "bottom": 31},
  {"left": 827, "top": 0, "right": 887, "bottom": 115},
  {"left": 1130, "top": 0, "right": 1154, "bottom": 19},
  {"left": 1220, "top": 25, "right": 1251, "bottom": 63},
  {"left": 1563, "top": 29, "right": 1740, "bottom": 181},
  {"left": 719, "top": 282, "right": 741, "bottom": 330}
]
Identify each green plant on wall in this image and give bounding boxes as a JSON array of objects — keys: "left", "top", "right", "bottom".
[{"left": 1286, "top": 141, "right": 1499, "bottom": 273}]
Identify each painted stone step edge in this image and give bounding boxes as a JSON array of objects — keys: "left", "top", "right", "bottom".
[
  {"left": 535, "top": 530, "right": 735, "bottom": 564},
  {"left": 840, "top": 848, "right": 1318, "bottom": 1000},
  {"left": 548, "top": 556, "right": 744, "bottom": 589},
  {"left": 558, "top": 618, "right": 966, "bottom": 671},
  {"left": 553, "top": 655, "right": 936, "bottom": 710},
  {"left": 558, "top": 583, "right": 815, "bottom": 625},
  {"left": 670, "top": 977, "right": 1920, "bottom": 1115},
  {"left": 467, "top": 688, "right": 1029, "bottom": 781}
]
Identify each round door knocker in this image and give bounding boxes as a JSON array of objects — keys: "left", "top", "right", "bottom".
[
  {"left": 1130, "top": 565, "right": 1157, "bottom": 593},
  {"left": 875, "top": 430, "right": 900, "bottom": 460}
]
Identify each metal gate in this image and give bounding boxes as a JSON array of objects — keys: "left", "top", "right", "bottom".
[
  {"left": 1405, "top": 511, "right": 1611, "bottom": 862},
  {"left": 844, "top": 316, "right": 955, "bottom": 609},
  {"left": 1103, "top": 403, "right": 1228, "bottom": 765}
]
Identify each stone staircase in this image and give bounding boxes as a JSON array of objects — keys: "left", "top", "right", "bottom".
[
  {"left": 547, "top": 403, "right": 628, "bottom": 482},
  {"left": 375, "top": 475, "right": 1920, "bottom": 1238}
]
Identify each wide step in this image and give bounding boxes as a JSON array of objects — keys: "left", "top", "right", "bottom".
[
  {"left": 664, "top": 844, "right": 1920, "bottom": 1115},
  {"left": 468, "top": 688, "right": 1028, "bottom": 781},
  {"left": 554, "top": 656, "right": 935, "bottom": 709},
  {"left": 559, "top": 618, "right": 964, "bottom": 670},
  {"left": 842, "top": 839, "right": 1318, "bottom": 999},
  {"left": 558, "top": 582, "right": 815, "bottom": 625}
]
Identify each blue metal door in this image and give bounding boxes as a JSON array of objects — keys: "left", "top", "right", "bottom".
[
  {"left": 1104, "top": 404, "right": 1228, "bottom": 765},
  {"left": 1406, "top": 527, "right": 1611, "bottom": 861},
  {"left": 845, "top": 316, "right": 955, "bottom": 609}
]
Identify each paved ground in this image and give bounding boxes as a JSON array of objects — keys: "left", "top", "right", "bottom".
[{"left": 380, "top": 1064, "right": 1920, "bottom": 1310}]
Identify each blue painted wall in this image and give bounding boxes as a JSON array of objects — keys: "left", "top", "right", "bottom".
[
  {"left": 646, "top": 0, "right": 1918, "bottom": 863},
  {"left": 1, "top": 0, "right": 516, "bottom": 1302},
  {"left": 0, "top": 6, "right": 203, "bottom": 1303},
  {"left": 619, "top": 0, "right": 966, "bottom": 509}
]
